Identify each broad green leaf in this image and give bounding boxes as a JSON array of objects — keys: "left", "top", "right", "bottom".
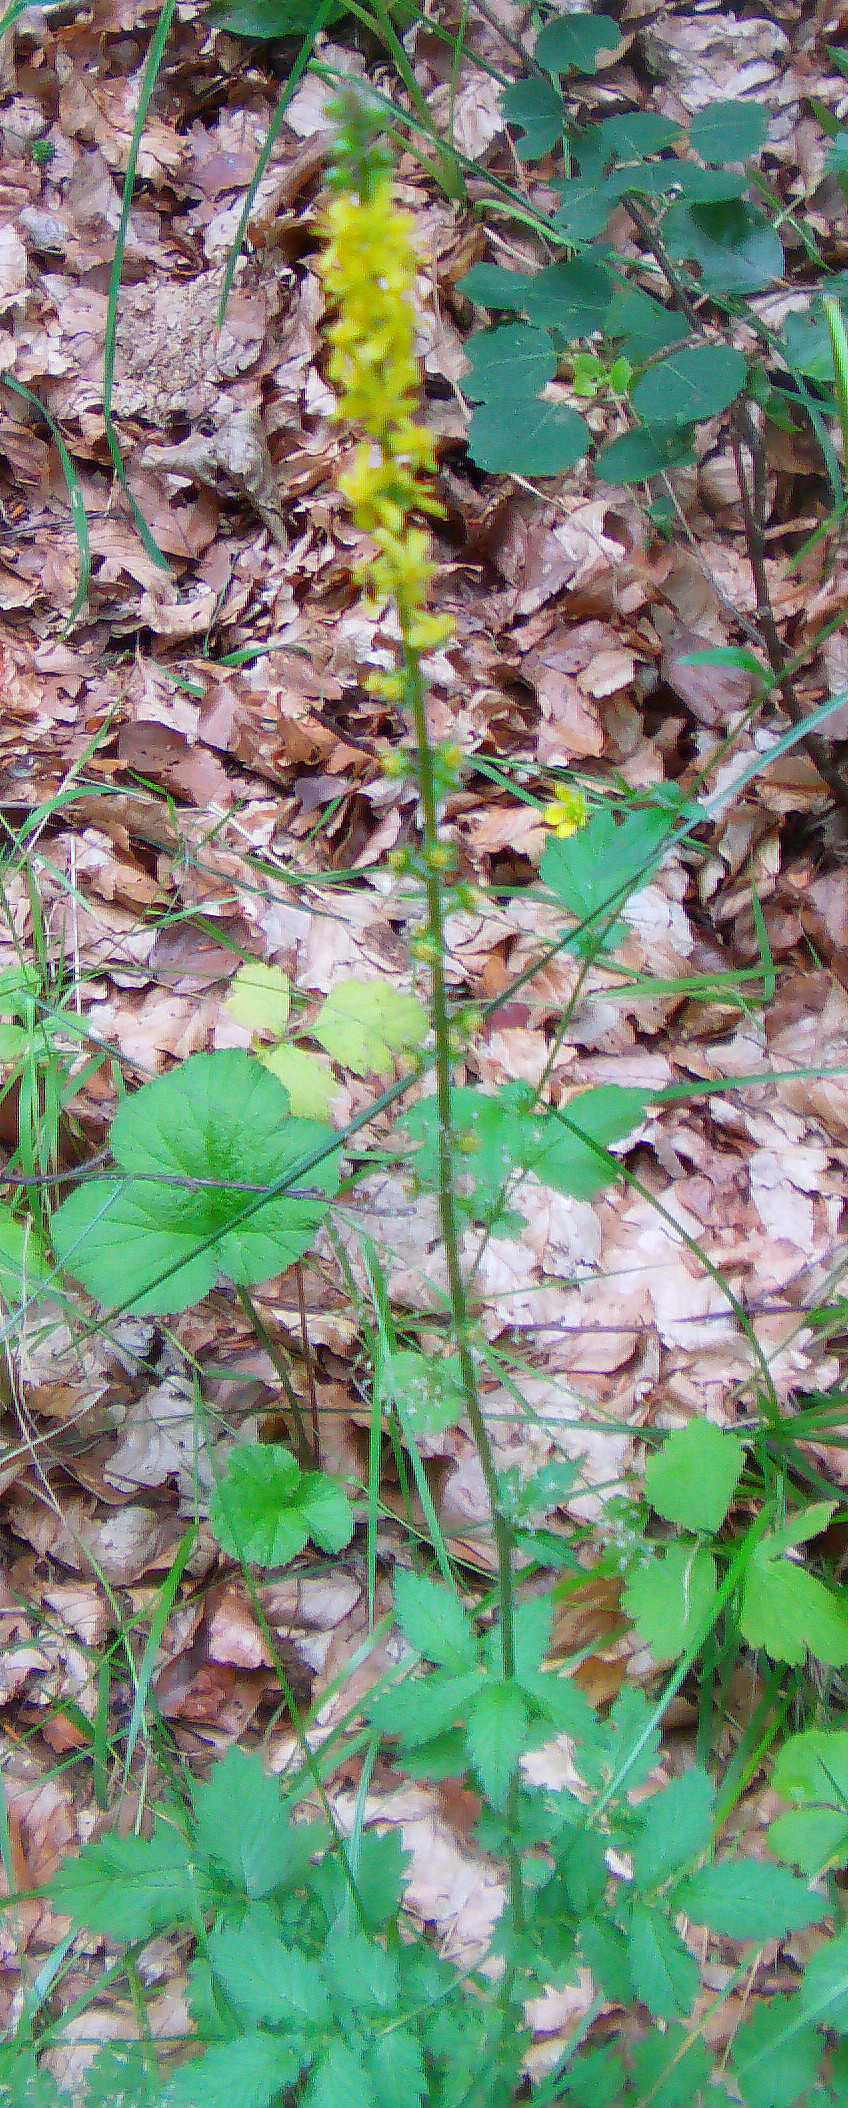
[
  {"left": 626, "top": 1899, "right": 699, "bottom": 2019},
  {"left": 325, "top": 1925, "right": 398, "bottom": 2013},
  {"left": 466, "top": 1679, "right": 530, "bottom": 1804},
  {"left": 312, "top": 979, "right": 427, "bottom": 1078},
  {"left": 467, "top": 399, "right": 590, "bottom": 475},
  {"left": 0, "top": 1207, "right": 51, "bottom": 1306},
  {"left": 595, "top": 426, "right": 696, "bottom": 484},
  {"left": 209, "top": 1912, "right": 329, "bottom": 2025},
  {"left": 604, "top": 284, "right": 686, "bottom": 358},
  {"left": 770, "top": 1728, "right": 848, "bottom": 1873},
  {"left": 731, "top": 1996, "right": 823, "bottom": 2108},
  {"left": 464, "top": 324, "right": 557, "bottom": 404},
  {"left": 159, "top": 2032, "right": 302, "bottom": 2108},
  {"left": 522, "top": 257, "right": 613, "bottom": 335},
  {"left": 458, "top": 263, "right": 535, "bottom": 311},
  {"left": 369, "top": 1668, "right": 483, "bottom": 1746},
  {"left": 355, "top": 1827, "right": 410, "bottom": 1930},
  {"left": 403, "top": 1082, "right": 649, "bottom": 1215},
  {"left": 52, "top": 1051, "right": 340, "bottom": 1314},
  {"left": 689, "top": 98, "right": 769, "bottom": 165},
  {"left": 624, "top": 1542, "right": 718, "bottom": 1661},
  {"left": 782, "top": 306, "right": 835, "bottom": 386},
  {"left": 578, "top": 1924, "right": 632, "bottom": 2008},
  {"left": 598, "top": 110, "right": 681, "bottom": 160},
  {"left": 798, "top": 1924, "right": 848, "bottom": 2032},
  {"left": 549, "top": 184, "right": 615, "bottom": 246},
  {"left": 663, "top": 198, "right": 783, "bottom": 295},
  {"left": 742, "top": 1545, "right": 848, "bottom": 1665},
  {"left": 304, "top": 2042, "right": 374, "bottom": 2108},
  {"left": 632, "top": 1767, "right": 715, "bottom": 1891},
  {"left": 209, "top": 1444, "right": 354, "bottom": 1566},
  {"left": 534, "top": 13, "right": 620, "bottom": 75},
  {"left": 629, "top": 2028, "right": 713, "bottom": 2108},
  {"left": 393, "top": 1569, "right": 478, "bottom": 1671},
  {"left": 645, "top": 1421, "right": 745, "bottom": 1535},
  {"left": 225, "top": 961, "right": 290, "bottom": 1037},
  {"left": 50, "top": 1825, "right": 203, "bottom": 1941},
  {"left": 259, "top": 1041, "right": 336, "bottom": 1121},
  {"left": 191, "top": 1747, "right": 319, "bottom": 1897},
  {"left": 541, "top": 802, "right": 672, "bottom": 949},
  {"left": 0, "top": 1025, "right": 30, "bottom": 1060},
  {"left": 631, "top": 344, "right": 748, "bottom": 425},
  {"left": 368, "top": 2028, "right": 427, "bottom": 2108},
  {"left": 676, "top": 1859, "right": 828, "bottom": 1940},
  {"left": 768, "top": 1502, "right": 837, "bottom": 1552},
  {"left": 383, "top": 1348, "right": 465, "bottom": 1437},
  {"left": 501, "top": 76, "right": 563, "bottom": 158}
]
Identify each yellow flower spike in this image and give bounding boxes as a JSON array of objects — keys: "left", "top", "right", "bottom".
[{"left": 543, "top": 785, "right": 589, "bottom": 839}]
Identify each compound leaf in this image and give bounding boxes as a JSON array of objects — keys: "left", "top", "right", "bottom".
[
  {"left": 50, "top": 1825, "right": 203, "bottom": 1942},
  {"left": 466, "top": 1680, "right": 530, "bottom": 1805},
  {"left": 626, "top": 1900, "right": 699, "bottom": 2019},
  {"left": 676, "top": 1859, "right": 828, "bottom": 1941}
]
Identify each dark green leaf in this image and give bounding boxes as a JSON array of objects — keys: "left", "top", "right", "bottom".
[
  {"left": 731, "top": 1996, "right": 822, "bottom": 2108},
  {"left": 629, "top": 2028, "right": 713, "bottom": 2108},
  {"left": 52, "top": 1051, "right": 340, "bottom": 1315},
  {"left": 594, "top": 426, "right": 696, "bottom": 483},
  {"left": 534, "top": 14, "right": 620, "bottom": 75},
  {"left": 645, "top": 1421, "right": 745, "bottom": 1535},
  {"left": 550, "top": 183, "right": 614, "bottom": 245},
  {"left": 466, "top": 1680, "right": 530, "bottom": 1804},
  {"left": 464, "top": 324, "right": 557, "bottom": 404},
  {"left": 214, "top": 0, "right": 346, "bottom": 31},
  {"left": 798, "top": 1925, "right": 848, "bottom": 2032},
  {"left": 578, "top": 1920, "right": 632, "bottom": 2005},
  {"left": 688, "top": 99, "right": 769, "bottom": 165},
  {"left": 354, "top": 1828, "right": 410, "bottom": 1931},
  {"left": 458, "top": 264, "right": 536, "bottom": 312},
  {"left": 782, "top": 307, "right": 835, "bottom": 386},
  {"left": 209, "top": 1912, "right": 329, "bottom": 2026},
  {"left": 676, "top": 1859, "right": 828, "bottom": 1940},
  {"left": 209, "top": 1444, "right": 353, "bottom": 1566},
  {"left": 626, "top": 1900, "right": 700, "bottom": 2018},
  {"left": 467, "top": 399, "right": 590, "bottom": 475},
  {"left": 522, "top": 257, "right": 614, "bottom": 336},
  {"left": 501, "top": 76, "right": 563, "bottom": 159},
  {"left": 160, "top": 2033, "right": 301, "bottom": 2108},
  {"left": 604, "top": 285, "right": 685, "bottom": 358},
  {"left": 597, "top": 111, "right": 681, "bottom": 160},
  {"left": 369, "top": 1668, "right": 483, "bottom": 1746},
  {"left": 632, "top": 1767, "right": 715, "bottom": 1891},
  {"left": 663, "top": 199, "right": 783, "bottom": 295},
  {"left": 631, "top": 345, "right": 748, "bottom": 425},
  {"left": 191, "top": 1747, "right": 318, "bottom": 1898},
  {"left": 393, "top": 1569, "right": 478, "bottom": 1671}
]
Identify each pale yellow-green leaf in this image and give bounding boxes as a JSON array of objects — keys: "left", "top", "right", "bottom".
[
  {"left": 0, "top": 1026, "right": 29, "bottom": 1062},
  {"left": 259, "top": 1044, "right": 337, "bottom": 1122},
  {"left": 226, "top": 962, "right": 290, "bottom": 1039},
  {"left": 313, "top": 979, "right": 427, "bottom": 1078}
]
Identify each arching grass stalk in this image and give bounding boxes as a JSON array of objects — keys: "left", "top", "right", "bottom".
[{"left": 317, "top": 91, "right": 522, "bottom": 1909}]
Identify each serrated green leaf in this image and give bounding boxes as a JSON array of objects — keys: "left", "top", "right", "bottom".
[
  {"left": 312, "top": 979, "right": 427, "bottom": 1078},
  {"left": 159, "top": 2032, "right": 301, "bottom": 2108},
  {"left": 522, "top": 257, "right": 613, "bottom": 335},
  {"left": 501, "top": 76, "right": 564, "bottom": 158},
  {"left": 209, "top": 1444, "right": 354, "bottom": 1566},
  {"left": 403, "top": 1082, "right": 648, "bottom": 1218},
  {"left": 467, "top": 398, "right": 590, "bottom": 475},
  {"left": 464, "top": 324, "right": 556, "bottom": 404},
  {"left": 769, "top": 1727, "right": 848, "bottom": 1873},
  {"left": 626, "top": 1899, "right": 700, "bottom": 2019},
  {"left": 677, "top": 1858, "right": 828, "bottom": 1940},
  {"left": 664, "top": 198, "right": 783, "bottom": 295},
  {"left": 384, "top": 1348, "right": 465, "bottom": 1438},
  {"left": 258, "top": 1041, "right": 336, "bottom": 1121},
  {"left": 80, "top": 2042, "right": 159, "bottom": 2108},
  {"left": 632, "top": 1766, "right": 715, "bottom": 1891},
  {"left": 629, "top": 2027, "right": 713, "bottom": 2108},
  {"left": 191, "top": 1747, "right": 319, "bottom": 1897},
  {"left": 466, "top": 1680, "right": 530, "bottom": 1804},
  {"left": 368, "top": 2027, "right": 426, "bottom": 2108},
  {"left": 624, "top": 1542, "right": 718, "bottom": 1662},
  {"left": 393, "top": 1569, "right": 478, "bottom": 1671},
  {"left": 50, "top": 1824, "right": 203, "bottom": 1941},
  {"left": 52, "top": 1051, "right": 340, "bottom": 1315},
  {"left": 225, "top": 961, "right": 290, "bottom": 1037},
  {"left": 325, "top": 1925, "right": 398, "bottom": 2013},
  {"left": 769, "top": 1807, "right": 848, "bottom": 1878},
  {"left": 304, "top": 2043, "right": 374, "bottom": 2108},
  {"left": 645, "top": 1421, "right": 744, "bottom": 1535},
  {"left": 354, "top": 1827, "right": 410, "bottom": 1930},
  {"left": 534, "top": 13, "right": 620, "bottom": 75},
  {"left": 742, "top": 1547, "right": 848, "bottom": 1666},
  {"left": 798, "top": 1925, "right": 848, "bottom": 2032},
  {"left": 209, "top": 1911, "right": 329, "bottom": 2025},
  {"left": 369, "top": 1668, "right": 483, "bottom": 1746},
  {"left": 631, "top": 344, "right": 748, "bottom": 425},
  {"left": 0, "top": 1207, "right": 51, "bottom": 1306},
  {"left": 689, "top": 98, "right": 769, "bottom": 165},
  {"left": 458, "top": 263, "right": 536, "bottom": 311},
  {"left": 731, "top": 1994, "right": 823, "bottom": 2108}
]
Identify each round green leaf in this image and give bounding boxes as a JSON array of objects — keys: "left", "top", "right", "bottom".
[
  {"left": 501, "top": 76, "right": 564, "bottom": 160},
  {"left": 467, "top": 399, "right": 590, "bottom": 476},
  {"left": 688, "top": 98, "right": 769, "bottom": 165},
  {"left": 458, "top": 264, "right": 536, "bottom": 312},
  {"left": 645, "top": 1421, "right": 745, "bottom": 1536},
  {"left": 312, "top": 979, "right": 427, "bottom": 1078},
  {"left": 631, "top": 345, "right": 748, "bottom": 425},
  {"left": 597, "top": 111, "right": 682, "bottom": 160},
  {"left": 464, "top": 324, "right": 557, "bottom": 405},
  {"left": 595, "top": 427, "right": 696, "bottom": 484},
  {"left": 663, "top": 199, "right": 783, "bottom": 294},
  {"left": 51, "top": 1051, "right": 341, "bottom": 1314},
  {"left": 523, "top": 257, "right": 613, "bottom": 336},
  {"left": 534, "top": 13, "right": 620, "bottom": 76},
  {"left": 225, "top": 962, "right": 290, "bottom": 1038},
  {"left": 210, "top": 1443, "right": 354, "bottom": 1566}
]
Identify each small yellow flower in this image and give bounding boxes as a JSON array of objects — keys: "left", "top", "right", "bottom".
[{"left": 543, "top": 785, "right": 589, "bottom": 839}]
